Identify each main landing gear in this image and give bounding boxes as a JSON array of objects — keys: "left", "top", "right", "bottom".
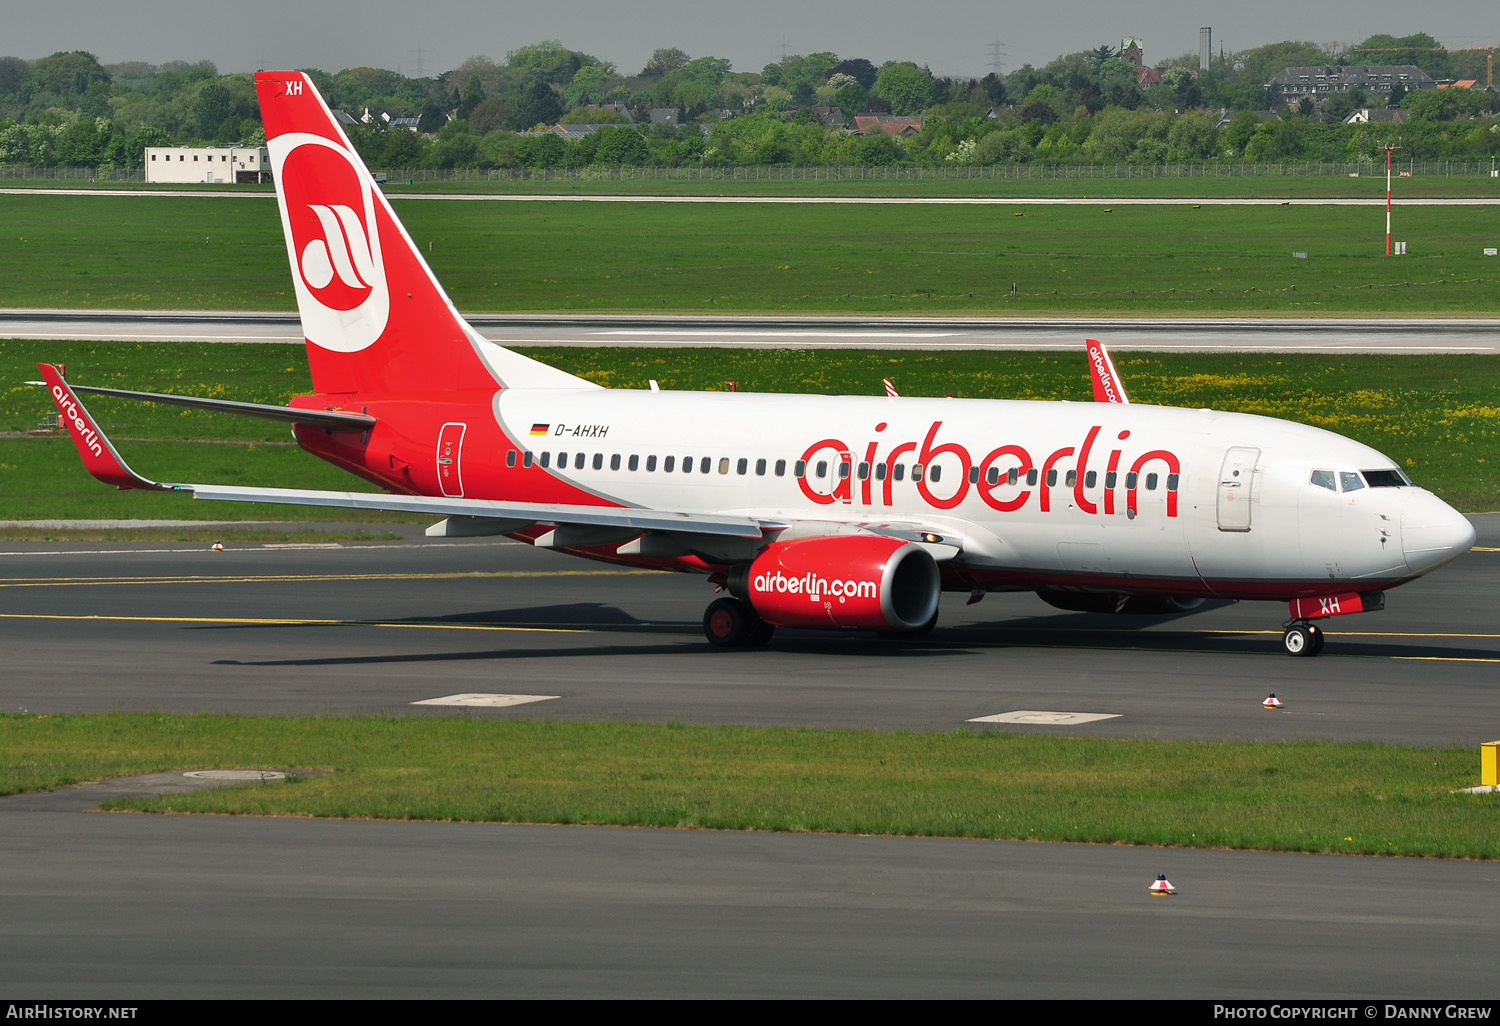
[
  {"left": 703, "top": 597, "right": 776, "bottom": 648},
  {"left": 1281, "top": 620, "right": 1326, "bottom": 657}
]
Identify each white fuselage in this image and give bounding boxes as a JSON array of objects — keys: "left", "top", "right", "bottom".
[{"left": 489, "top": 388, "right": 1473, "bottom": 600}]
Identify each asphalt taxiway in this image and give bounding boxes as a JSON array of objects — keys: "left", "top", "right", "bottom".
[
  {"left": 3, "top": 535, "right": 1498, "bottom": 997},
  {"left": 1, "top": 536, "right": 1496, "bottom": 742}
]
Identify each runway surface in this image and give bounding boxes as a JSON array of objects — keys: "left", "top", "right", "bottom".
[
  {"left": 6, "top": 309, "right": 1500, "bottom": 353},
  {"left": 3, "top": 536, "right": 1498, "bottom": 997}
]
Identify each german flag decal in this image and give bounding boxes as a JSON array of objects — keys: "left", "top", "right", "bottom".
[{"left": 530, "top": 423, "right": 550, "bottom": 436}]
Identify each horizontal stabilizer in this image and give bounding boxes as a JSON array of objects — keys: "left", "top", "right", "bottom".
[{"left": 33, "top": 380, "right": 375, "bottom": 430}]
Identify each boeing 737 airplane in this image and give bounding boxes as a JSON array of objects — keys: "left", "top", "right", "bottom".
[{"left": 39, "top": 70, "right": 1477, "bottom": 656}]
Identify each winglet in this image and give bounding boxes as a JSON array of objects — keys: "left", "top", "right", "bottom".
[
  {"left": 1085, "top": 339, "right": 1129, "bottom": 404},
  {"left": 38, "top": 363, "right": 169, "bottom": 490}
]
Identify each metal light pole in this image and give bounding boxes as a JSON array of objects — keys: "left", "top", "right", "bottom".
[{"left": 1383, "top": 143, "right": 1401, "bottom": 256}]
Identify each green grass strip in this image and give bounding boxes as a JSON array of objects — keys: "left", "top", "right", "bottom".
[
  {"left": 2, "top": 713, "right": 1494, "bottom": 858},
  {"left": 6, "top": 193, "right": 1500, "bottom": 314}
]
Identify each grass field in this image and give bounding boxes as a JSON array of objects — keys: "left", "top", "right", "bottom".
[
  {"left": 3, "top": 340, "right": 1497, "bottom": 516},
  {"left": 3, "top": 713, "right": 1496, "bottom": 858},
  {"left": 4, "top": 193, "right": 1500, "bottom": 315}
]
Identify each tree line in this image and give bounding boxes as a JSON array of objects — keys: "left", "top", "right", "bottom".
[{"left": 2, "top": 32, "right": 1497, "bottom": 172}]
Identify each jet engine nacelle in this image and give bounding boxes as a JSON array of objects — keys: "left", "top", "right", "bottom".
[
  {"left": 731, "top": 535, "right": 940, "bottom": 632},
  {"left": 1035, "top": 589, "right": 1206, "bottom": 615}
]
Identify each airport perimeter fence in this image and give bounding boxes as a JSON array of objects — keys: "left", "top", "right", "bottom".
[{"left": 2, "top": 160, "right": 1498, "bottom": 183}]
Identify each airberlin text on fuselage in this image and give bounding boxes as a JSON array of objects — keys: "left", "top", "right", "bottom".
[
  {"left": 51, "top": 385, "right": 103, "bottom": 457},
  {"left": 797, "top": 420, "right": 1182, "bottom": 518}
]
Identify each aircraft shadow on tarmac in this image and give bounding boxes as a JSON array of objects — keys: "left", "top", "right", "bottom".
[{"left": 199, "top": 596, "right": 1498, "bottom": 666}]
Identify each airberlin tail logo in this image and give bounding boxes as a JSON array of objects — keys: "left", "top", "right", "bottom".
[
  {"left": 271, "top": 133, "right": 390, "bottom": 353},
  {"left": 299, "top": 203, "right": 375, "bottom": 306}
]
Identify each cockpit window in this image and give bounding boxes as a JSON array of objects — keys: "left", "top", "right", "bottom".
[
  {"left": 1362, "top": 469, "right": 1408, "bottom": 488},
  {"left": 1339, "top": 471, "right": 1365, "bottom": 493},
  {"left": 1310, "top": 469, "right": 1336, "bottom": 491}
]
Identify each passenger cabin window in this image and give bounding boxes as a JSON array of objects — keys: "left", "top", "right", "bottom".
[
  {"left": 929, "top": 465, "right": 941, "bottom": 483},
  {"left": 664, "top": 456, "right": 675, "bottom": 472},
  {"left": 1085, "top": 470, "right": 1097, "bottom": 488},
  {"left": 610, "top": 454, "right": 621, "bottom": 471},
  {"left": 775, "top": 459, "right": 786, "bottom": 477},
  {"left": 1339, "top": 471, "right": 1365, "bottom": 493},
  {"left": 628, "top": 454, "right": 638, "bottom": 471},
  {"left": 506, "top": 450, "right": 516, "bottom": 468},
  {"left": 593, "top": 453, "right": 604, "bottom": 470},
  {"left": 539, "top": 452, "right": 552, "bottom": 468},
  {"left": 718, "top": 457, "right": 730, "bottom": 475},
  {"left": 700, "top": 457, "right": 711, "bottom": 474},
  {"left": 522, "top": 452, "right": 534, "bottom": 468},
  {"left": 1310, "top": 469, "right": 1336, "bottom": 491},
  {"left": 683, "top": 457, "right": 694, "bottom": 474},
  {"left": 795, "top": 460, "right": 806, "bottom": 477}
]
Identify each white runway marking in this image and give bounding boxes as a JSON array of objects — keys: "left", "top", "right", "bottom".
[
  {"left": 412, "top": 693, "right": 561, "bottom": 708},
  {"left": 968, "top": 710, "right": 1122, "bottom": 726}
]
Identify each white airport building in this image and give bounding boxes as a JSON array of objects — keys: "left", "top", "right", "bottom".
[{"left": 144, "top": 146, "right": 271, "bottom": 184}]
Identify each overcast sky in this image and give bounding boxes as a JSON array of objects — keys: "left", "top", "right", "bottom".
[{"left": 9, "top": 1, "right": 1494, "bottom": 79}]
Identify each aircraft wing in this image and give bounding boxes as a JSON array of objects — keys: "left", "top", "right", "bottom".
[{"left": 39, "top": 362, "right": 777, "bottom": 541}]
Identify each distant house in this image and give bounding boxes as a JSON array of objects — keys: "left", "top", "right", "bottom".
[
  {"left": 360, "top": 107, "right": 421, "bottom": 131},
  {"left": 648, "top": 108, "right": 681, "bottom": 127},
  {"left": 810, "top": 105, "right": 847, "bottom": 128},
  {"left": 1214, "top": 109, "right": 1274, "bottom": 130},
  {"left": 330, "top": 109, "right": 359, "bottom": 127},
  {"left": 1119, "top": 37, "right": 1162, "bottom": 88},
  {"left": 1267, "top": 66, "right": 1435, "bottom": 103},
  {"left": 1341, "top": 108, "right": 1407, "bottom": 125},
  {"left": 145, "top": 146, "right": 269, "bottom": 184},
  {"left": 591, "top": 102, "right": 634, "bottom": 122},
  {"left": 1438, "top": 80, "right": 1479, "bottom": 90},
  {"left": 851, "top": 114, "right": 923, "bottom": 136}
]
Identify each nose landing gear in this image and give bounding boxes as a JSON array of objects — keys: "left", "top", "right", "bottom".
[{"left": 1282, "top": 620, "right": 1326, "bottom": 657}]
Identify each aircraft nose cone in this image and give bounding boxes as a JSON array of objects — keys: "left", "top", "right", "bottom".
[{"left": 1402, "top": 492, "right": 1476, "bottom": 575}]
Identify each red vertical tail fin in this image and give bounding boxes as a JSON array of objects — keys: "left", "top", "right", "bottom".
[{"left": 254, "top": 71, "right": 590, "bottom": 396}]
